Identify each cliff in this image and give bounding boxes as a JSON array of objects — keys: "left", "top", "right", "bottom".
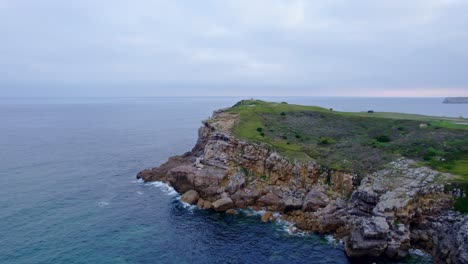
[{"left": 138, "top": 100, "right": 468, "bottom": 263}]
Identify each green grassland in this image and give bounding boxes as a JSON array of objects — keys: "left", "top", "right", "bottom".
[{"left": 227, "top": 100, "right": 468, "bottom": 183}]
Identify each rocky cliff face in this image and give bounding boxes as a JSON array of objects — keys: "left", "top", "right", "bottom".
[{"left": 137, "top": 110, "right": 468, "bottom": 263}]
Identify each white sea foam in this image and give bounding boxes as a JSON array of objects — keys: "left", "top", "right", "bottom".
[
  {"left": 136, "top": 191, "right": 144, "bottom": 195},
  {"left": 132, "top": 179, "right": 144, "bottom": 184},
  {"left": 241, "top": 207, "right": 266, "bottom": 216},
  {"left": 239, "top": 208, "right": 310, "bottom": 236},
  {"left": 409, "top": 249, "right": 430, "bottom": 257},
  {"left": 325, "top": 235, "right": 343, "bottom": 245},
  {"left": 149, "top": 181, "right": 178, "bottom": 196},
  {"left": 97, "top": 201, "right": 109, "bottom": 207},
  {"left": 176, "top": 197, "right": 197, "bottom": 211}
]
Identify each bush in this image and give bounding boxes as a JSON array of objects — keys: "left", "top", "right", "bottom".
[
  {"left": 259, "top": 175, "right": 269, "bottom": 181},
  {"left": 319, "top": 137, "right": 336, "bottom": 145},
  {"left": 280, "top": 112, "right": 286, "bottom": 116},
  {"left": 260, "top": 132, "right": 265, "bottom": 137},
  {"left": 376, "top": 135, "right": 391, "bottom": 143},
  {"left": 256, "top": 127, "right": 263, "bottom": 132},
  {"left": 423, "top": 147, "right": 442, "bottom": 161}
]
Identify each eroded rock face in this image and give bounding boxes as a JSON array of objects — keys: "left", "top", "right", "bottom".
[{"left": 137, "top": 110, "right": 465, "bottom": 263}]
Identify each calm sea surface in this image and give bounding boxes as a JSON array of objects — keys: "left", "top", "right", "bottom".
[{"left": 1, "top": 97, "right": 466, "bottom": 264}]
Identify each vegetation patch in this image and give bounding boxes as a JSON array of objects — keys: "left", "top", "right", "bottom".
[{"left": 228, "top": 100, "right": 468, "bottom": 181}]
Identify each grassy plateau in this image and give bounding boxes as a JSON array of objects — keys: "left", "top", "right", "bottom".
[
  {"left": 227, "top": 100, "right": 468, "bottom": 213},
  {"left": 227, "top": 100, "right": 468, "bottom": 183}
]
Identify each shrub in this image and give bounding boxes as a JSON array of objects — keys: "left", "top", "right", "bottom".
[
  {"left": 280, "top": 112, "right": 286, "bottom": 116},
  {"left": 376, "top": 135, "right": 391, "bottom": 143},
  {"left": 423, "top": 147, "right": 442, "bottom": 161},
  {"left": 260, "top": 132, "right": 265, "bottom": 137},
  {"left": 259, "top": 175, "right": 269, "bottom": 181},
  {"left": 319, "top": 137, "right": 336, "bottom": 145},
  {"left": 256, "top": 127, "right": 263, "bottom": 132}
]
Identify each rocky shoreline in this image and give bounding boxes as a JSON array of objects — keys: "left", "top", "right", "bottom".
[{"left": 137, "top": 110, "right": 468, "bottom": 263}]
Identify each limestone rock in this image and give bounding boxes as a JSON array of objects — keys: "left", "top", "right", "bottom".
[
  {"left": 281, "top": 196, "right": 303, "bottom": 212},
  {"left": 197, "top": 198, "right": 205, "bottom": 209},
  {"left": 226, "top": 172, "right": 246, "bottom": 194},
  {"left": 257, "top": 193, "right": 281, "bottom": 208},
  {"left": 181, "top": 190, "right": 199, "bottom": 204},
  {"left": 261, "top": 211, "right": 274, "bottom": 222},
  {"left": 212, "top": 197, "right": 234, "bottom": 212},
  {"left": 203, "top": 201, "right": 213, "bottom": 210},
  {"left": 302, "top": 187, "right": 329, "bottom": 212},
  {"left": 345, "top": 217, "right": 390, "bottom": 258}
]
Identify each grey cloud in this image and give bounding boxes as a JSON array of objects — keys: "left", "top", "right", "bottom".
[{"left": 0, "top": 0, "right": 467, "bottom": 96}]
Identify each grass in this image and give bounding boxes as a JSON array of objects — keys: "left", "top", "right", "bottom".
[{"left": 228, "top": 100, "right": 468, "bottom": 181}]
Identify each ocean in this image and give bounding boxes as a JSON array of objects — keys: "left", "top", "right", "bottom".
[{"left": 1, "top": 97, "right": 465, "bottom": 264}]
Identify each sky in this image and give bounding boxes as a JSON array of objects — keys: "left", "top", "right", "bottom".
[{"left": 1, "top": 0, "right": 468, "bottom": 97}]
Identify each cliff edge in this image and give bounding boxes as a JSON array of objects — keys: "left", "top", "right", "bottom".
[{"left": 138, "top": 100, "right": 468, "bottom": 263}]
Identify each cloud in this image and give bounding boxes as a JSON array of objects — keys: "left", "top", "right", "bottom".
[{"left": 0, "top": 0, "right": 467, "bottom": 96}]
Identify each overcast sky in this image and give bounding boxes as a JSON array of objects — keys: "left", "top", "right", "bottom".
[{"left": 1, "top": 0, "right": 468, "bottom": 97}]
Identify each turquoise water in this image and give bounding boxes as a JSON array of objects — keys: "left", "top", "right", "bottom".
[{"left": 1, "top": 97, "right": 459, "bottom": 263}]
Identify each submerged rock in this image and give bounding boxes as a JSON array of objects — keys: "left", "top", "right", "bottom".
[
  {"left": 226, "top": 209, "right": 237, "bottom": 215},
  {"left": 261, "top": 211, "right": 274, "bottom": 222}
]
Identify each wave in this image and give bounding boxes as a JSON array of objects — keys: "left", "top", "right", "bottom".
[
  {"left": 176, "top": 196, "right": 197, "bottom": 211},
  {"left": 149, "top": 181, "right": 178, "bottom": 196},
  {"left": 97, "top": 201, "right": 109, "bottom": 207}
]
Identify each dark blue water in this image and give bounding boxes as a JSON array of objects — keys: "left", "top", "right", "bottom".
[{"left": 1, "top": 97, "right": 460, "bottom": 264}]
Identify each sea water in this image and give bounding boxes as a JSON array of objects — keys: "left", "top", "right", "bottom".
[{"left": 2, "top": 97, "right": 464, "bottom": 264}]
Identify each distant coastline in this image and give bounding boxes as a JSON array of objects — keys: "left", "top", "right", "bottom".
[{"left": 443, "top": 97, "right": 468, "bottom": 104}]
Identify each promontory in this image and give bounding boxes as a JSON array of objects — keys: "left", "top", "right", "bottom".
[
  {"left": 138, "top": 100, "right": 468, "bottom": 263},
  {"left": 443, "top": 97, "right": 468, "bottom": 104}
]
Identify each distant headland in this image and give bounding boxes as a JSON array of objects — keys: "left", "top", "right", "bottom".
[{"left": 443, "top": 97, "right": 468, "bottom": 104}]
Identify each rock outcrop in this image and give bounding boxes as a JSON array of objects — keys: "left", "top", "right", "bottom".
[{"left": 137, "top": 110, "right": 467, "bottom": 263}]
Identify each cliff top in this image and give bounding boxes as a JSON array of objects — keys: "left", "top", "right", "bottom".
[{"left": 221, "top": 100, "right": 467, "bottom": 184}]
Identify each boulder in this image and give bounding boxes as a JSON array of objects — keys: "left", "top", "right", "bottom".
[
  {"left": 212, "top": 197, "right": 234, "bottom": 212},
  {"left": 181, "top": 190, "right": 199, "bottom": 204},
  {"left": 203, "top": 201, "right": 213, "bottom": 210},
  {"left": 302, "top": 187, "right": 329, "bottom": 212},
  {"left": 257, "top": 193, "right": 281, "bottom": 207},
  {"left": 345, "top": 216, "right": 390, "bottom": 258},
  {"left": 197, "top": 198, "right": 205, "bottom": 209},
  {"left": 281, "top": 196, "right": 302, "bottom": 212},
  {"left": 231, "top": 188, "right": 261, "bottom": 207},
  {"left": 261, "top": 211, "right": 274, "bottom": 222}
]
